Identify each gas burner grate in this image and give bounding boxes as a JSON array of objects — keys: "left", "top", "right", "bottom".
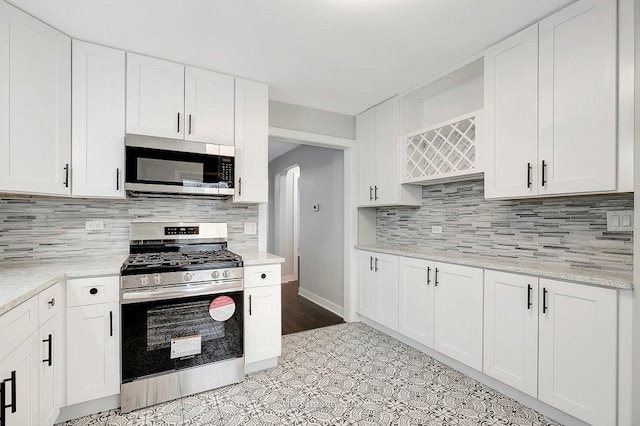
[{"left": 122, "top": 250, "right": 243, "bottom": 274}]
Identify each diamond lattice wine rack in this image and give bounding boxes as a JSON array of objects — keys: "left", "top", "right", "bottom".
[{"left": 403, "top": 111, "right": 482, "bottom": 184}]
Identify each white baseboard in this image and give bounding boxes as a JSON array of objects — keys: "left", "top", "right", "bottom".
[
  {"left": 298, "top": 287, "right": 344, "bottom": 317},
  {"left": 359, "top": 317, "right": 588, "bottom": 426},
  {"left": 281, "top": 274, "right": 296, "bottom": 284}
]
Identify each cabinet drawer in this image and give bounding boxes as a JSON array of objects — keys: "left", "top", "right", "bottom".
[
  {"left": 67, "top": 276, "right": 119, "bottom": 307},
  {"left": 244, "top": 264, "right": 281, "bottom": 288},
  {"left": 0, "top": 296, "right": 38, "bottom": 361},
  {"left": 38, "top": 281, "right": 64, "bottom": 326}
]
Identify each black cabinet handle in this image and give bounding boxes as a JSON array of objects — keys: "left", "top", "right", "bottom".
[
  {"left": 48, "top": 297, "right": 55, "bottom": 307},
  {"left": 369, "top": 256, "right": 373, "bottom": 271},
  {"left": 116, "top": 168, "right": 120, "bottom": 191},
  {"left": 109, "top": 311, "right": 113, "bottom": 337},
  {"left": 434, "top": 268, "right": 439, "bottom": 287},
  {"left": 1, "top": 370, "right": 17, "bottom": 426},
  {"left": 177, "top": 112, "right": 181, "bottom": 133},
  {"left": 63, "top": 164, "right": 69, "bottom": 188},
  {"left": 261, "top": 273, "right": 266, "bottom": 279},
  {"left": 238, "top": 177, "right": 242, "bottom": 196},
  {"left": 369, "top": 186, "right": 373, "bottom": 201},
  {"left": 541, "top": 160, "right": 547, "bottom": 187},
  {"left": 374, "top": 186, "right": 378, "bottom": 200},
  {"left": 374, "top": 257, "right": 379, "bottom": 272},
  {"left": 527, "top": 284, "right": 532, "bottom": 310},
  {"left": 188, "top": 114, "right": 192, "bottom": 134},
  {"left": 42, "top": 334, "right": 52, "bottom": 366},
  {"left": 527, "top": 163, "right": 532, "bottom": 188},
  {"left": 427, "top": 267, "right": 431, "bottom": 285},
  {"left": 89, "top": 287, "right": 98, "bottom": 295},
  {"left": 249, "top": 295, "right": 252, "bottom": 316},
  {"left": 542, "top": 288, "right": 548, "bottom": 314}
]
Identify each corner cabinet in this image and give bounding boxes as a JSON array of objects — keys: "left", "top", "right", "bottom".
[
  {"left": 357, "top": 97, "right": 421, "bottom": 207},
  {"left": 234, "top": 79, "right": 269, "bottom": 204},
  {"left": 244, "top": 264, "right": 282, "bottom": 365},
  {"left": 72, "top": 40, "right": 126, "bottom": 199},
  {"left": 0, "top": 1, "right": 71, "bottom": 196},
  {"left": 484, "top": 0, "right": 620, "bottom": 199}
]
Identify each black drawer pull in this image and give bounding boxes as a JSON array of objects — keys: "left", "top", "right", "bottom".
[
  {"left": 89, "top": 288, "right": 98, "bottom": 295},
  {"left": 261, "top": 273, "right": 267, "bottom": 279}
]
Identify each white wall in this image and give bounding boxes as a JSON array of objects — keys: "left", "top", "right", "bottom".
[
  {"left": 273, "top": 166, "right": 299, "bottom": 282},
  {"left": 268, "top": 145, "right": 345, "bottom": 311},
  {"left": 269, "top": 100, "right": 356, "bottom": 140},
  {"left": 632, "top": 0, "right": 640, "bottom": 422}
]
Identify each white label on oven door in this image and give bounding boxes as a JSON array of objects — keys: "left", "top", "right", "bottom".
[{"left": 170, "top": 335, "right": 202, "bottom": 359}]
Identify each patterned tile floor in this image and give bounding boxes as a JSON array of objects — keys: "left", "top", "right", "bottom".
[{"left": 58, "top": 322, "right": 561, "bottom": 426}]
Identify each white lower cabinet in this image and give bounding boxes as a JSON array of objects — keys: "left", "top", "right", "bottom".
[
  {"left": 434, "top": 262, "right": 484, "bottom": 371},
  {"left": 66, "top": 276, "right": 120, "bottom": 406},
  {"left": 483, "top": 270, "right": 538, "bottom": 397},
  {"left": 357, "top": 251, "right": 399, "bottom": 331},
  {"left": 398, "top": 257, "right": 435, "bottom": 347},
  {"left": 244, "top": 284, "right": 282, "bottom": 364},
  {"left": 0, "top": 331, "right": 40, "bottom": 426},
  {"left": 538, "top": 278, "right": 617, "bottom": 426},
  {"left": 39, "top": 314, "right": 63, "bottom": 426}
]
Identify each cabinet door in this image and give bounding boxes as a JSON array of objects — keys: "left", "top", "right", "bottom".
[
  {"left": 357, "top": 252, "right": 378, "bottom": 320},
  {"left": 184, "top": 66, "right": 234, "bottom": 145},
  {"left": 375, "top": 253, "right": 399, "bottom": 331},
  {"left": 0, "top": 332, "right": 39, "bottom": 426},
  {"left": 398, "top": 257, "right": 435, "bottom": 347},
  {"left": 484, "top": 24, "right": 539, "bottom": 199},
  {"left": 434, "top": 262, "right": 483, "bottom": 371},
  {"left": 234, "top": 78, "right": 268, "bottom": 203},
  {"left": 244, "top": 285, "right": 281, "bottom": 364},
  {"left": 0, "top": 1, "right": 71, "bottom": 196},
  {"left": 356, "top": 107, "right": 376, "bottom": 206},
  {"left": 538, "top": 279, "right": 617, "bottom": 426},
  {"left": 126, "top": 53, "right": 184, "bottom": 139},
  {"left": 39, "top": 314, "right": 63, "bottom": 426},
  {"left": 66, "top": 302, "right": 120, "bottom": 405},
  {"left": 72, "top": 40, "right": 125, "bottom": 198},
  {"left": 538, "top": 0, "right": 617, "bottom": 195},
  {"left": 374, "top": 97, "right": 400, "bottom": 205},
  {"left": 483, "top": 271, "right": 538, "bottom": 397}
]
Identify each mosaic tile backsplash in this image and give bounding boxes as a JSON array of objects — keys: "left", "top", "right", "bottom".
[
  {"left": 377, "top": 179, "right": 633, "bottom": 273},
  {"left": 0, "top": 193, "right": 258, "bottom": 262}
]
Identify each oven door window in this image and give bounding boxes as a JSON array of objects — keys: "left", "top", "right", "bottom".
[
  {"left": 121, "top": 291, "right": 243, "bottom": 383},
  {"left": 125, "top": 147, "right": 233, "bottom": 189}
]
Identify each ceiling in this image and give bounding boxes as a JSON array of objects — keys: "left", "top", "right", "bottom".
[
  {"left": 269, "top": 139, "right": 300, "bottom": 162},
  {"left": 9, "top": 0, "right": 572, "bottom": 115}
]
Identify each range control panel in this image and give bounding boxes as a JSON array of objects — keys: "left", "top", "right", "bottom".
[{"left": 164, "top": 226, "right": 200, "bottom": 236}]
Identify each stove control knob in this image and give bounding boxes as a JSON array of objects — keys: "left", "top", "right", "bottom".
[
  {"left": 184, "top": 272, "right": 193, "bottom": 282},
  {"left": 212, "top": 271, "right": 220, "bottom": 279},
  {"left": 140, "top": 275, "right": 150, "bottom": 286},
  {"left": 223, "top": 270, "right": 231, "bottom": 278},
  {"left": 154, "top": 274, "right": 163, "bottom": 285}
]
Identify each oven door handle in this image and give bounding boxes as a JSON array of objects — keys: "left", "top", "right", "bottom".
[{"left": 121, "top": 280, "right": 243, "bottom": 304}]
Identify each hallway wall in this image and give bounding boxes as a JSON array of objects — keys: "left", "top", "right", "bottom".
[{"left": 268, "top": 145, "right": 345, "bottom": 313}]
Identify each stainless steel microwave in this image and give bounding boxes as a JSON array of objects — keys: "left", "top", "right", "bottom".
[{"left": 125, "top": 135, "right": 234, "bottom": 196}]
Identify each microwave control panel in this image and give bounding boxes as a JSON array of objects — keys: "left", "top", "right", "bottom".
[{"left": 220, "top": 157, "right": 234, "bottom": 188}]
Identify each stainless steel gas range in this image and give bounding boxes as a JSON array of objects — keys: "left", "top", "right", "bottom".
[{"left": 120, "top": 222, "right": 244, "bottom": 413}]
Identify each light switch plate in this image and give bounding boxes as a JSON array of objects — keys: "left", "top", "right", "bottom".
[
  {"left": 431, "top": 225, "right": 443, "bottom": 234},
  {"left": 244, "top": 222, "right": 257, "bottom": 235},
  {"left": 85, "top": 220, "right": 104, "bottom": 231},
  {"left": 607, "top": 211, "right": 633, "bottom": 232}
]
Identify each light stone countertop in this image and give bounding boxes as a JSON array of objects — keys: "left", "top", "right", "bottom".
[
  {"left": 0, "top": 256, "right": 127, "bottom": 316},
  {"left": 0, "top": 250, "right": 284, "bottom": 317},
  {"left": 356, "top": 244, "right": 633, "bottom": 290}
]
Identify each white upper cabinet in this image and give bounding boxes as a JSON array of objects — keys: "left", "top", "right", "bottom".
[
  {"left": 126, "top": 53, "right": 185, "bottom": 139},
  {"left": 484, "top": 0, "right": 619, "bottom": 199},
  {"left": 234, "top": 78, "right": 268, "bottom": 203},
  {"left": 72, "top": 40, "right": 125, "bottom": 198},
  {"left": 538, "top": 0, "right": 617, "bottom": 195},
  {"left": 538, "top": 278, "right": 617, "bottom": 426},
  {"left": 357, "top": 96, "right": 421, "bottom": 207},
  {"left": 484, "top": 24, "right": 539, "bottom": 199},
  {"left": 184, "top": 66, "right": 234, "bottom": 145},
  {"left": 0, "top": 1, "right": 71, "bottom": 196}
]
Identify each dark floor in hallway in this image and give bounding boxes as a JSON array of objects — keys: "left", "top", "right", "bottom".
[{"left": 281, "top": 280, "right": 344, "bottom": 335}]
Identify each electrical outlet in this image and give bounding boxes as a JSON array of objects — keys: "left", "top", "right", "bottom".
[
  {"left": 313, "top": 204, "right": 320, "bottom": 212},
  {"left": 244, "top": 222, "right": 257, "bottom": 235},
  {"left": 431, "top": 225, "right": 443, "bottom": 234},
  {"left": 85, "top": 220, "right": 104, "bottom": 231}
]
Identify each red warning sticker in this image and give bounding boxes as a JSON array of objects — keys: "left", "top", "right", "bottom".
[{"left": 209, "top": 296, "right": 235, "bottom": 321}]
